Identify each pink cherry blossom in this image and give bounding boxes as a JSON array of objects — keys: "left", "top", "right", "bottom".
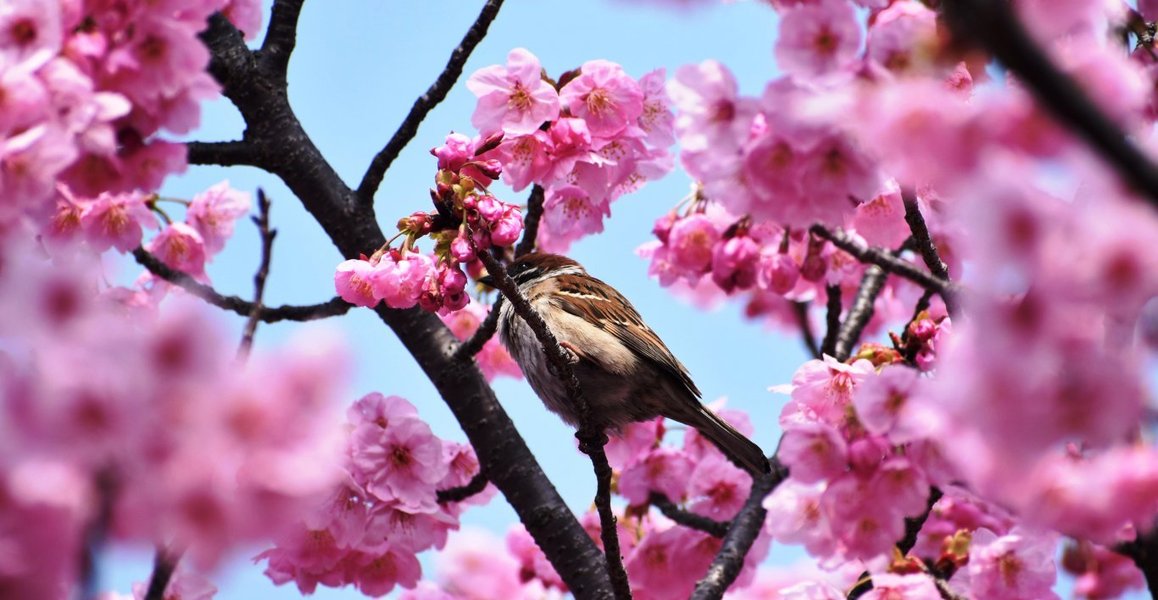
[
  {"left": 866, "top": 1, "right": 939, "bottom": 75},
  {"left": 619, "top": 446, "right": 695, "bottom": 505},
  {"left": 966, "top": 528, "right": 1060, "bottom": 599},
  {"left": 779, "top": 422, "right": 848, "bottom": 484},
  {"left": 775, "top": 0, "right": 862, "bottom": 79},
  {"left": 667, "top": 213, "right": 721, "bottom": 275},
  {"left": 497, "top": 131, "right": 553, "bottom": 191},
  {"left": 437, "top": 529, "right": 525, "bottom": 600},
  {"left": 350, "top": 418, "right": 448, "bottom": 511},
  {"left": 687, "top": 452, "right": 751, "bottom": 520},
  {"left": 186, "top": 181, "right": 251, "bottom": 255},
  {"left": 763, "top": 480, "right": 837, "bottom": 556},
  {"left": 467, "top": 48, "right": 560, "bottom": 136},
  {"left": 852, "top": 365, "right": 921, "bottom": 438},
  {"left": 541, "top": 183, "right": 610, "bottom": 246},
  {"left": 860, "top": 573, "right": 939, "bottom": 600},
  {"left": 852, "top": 187, "right": 910, "bottom": 248},
  {"left": 637, "top": 68, "right": 676, "bottom": 147},
  {"left": 0, "top": 0, "right": 62, "bottom": 68},
  {"left": 334, "top": 259, "right": 379, "bottom": 308},
  {"left": 559, "top": 59, "right": 644, "bottom": 139},
  {"left": 370, "top": 250, "right": 434, "bottom": 309},
  {"left": 80, "top": 191, "right": 158, "bottom": 252},
  {"left": 146, "top": 222, "right": 208, "bottom": 279},
  {"left": 711, "top": 234, "right": 760, "bottom": 293},
  {"left": 757, "top": 249, "right": 801, "bottom": 295}
]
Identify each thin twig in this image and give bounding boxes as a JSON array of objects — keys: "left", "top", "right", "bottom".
[
  {"left": 186, "top": 140, "right": 257, "bottom": 167},
  {"left": 133, "top": 248, "right": 353, "bottom": 322},
  {"left": 689, "top": 457, "right": 787, "bottom": 600},
  {"left": 820, "top": 285, "right": 842, "bottom": 357},
  {"left": 437, "top": 472, "right": 489, "bottom": 503},
  {"left": 239, "top": 189, "right": 276, "bottom": 358},
  {"left": 514, "top": 184, "right": 546, "bottom": 257},
  {"left": 832, "top": 265, "right": 888, "bottom": 362},
  {"left": 899, "top": 288, "right": 935, "bottom": 365},
  {"left": 649, "top": 492, "right": 731, "bottom": 538},
  {"left": 900, "top": 192, "right": 958, "bottom": 316},
  {"left": 792, "top": 301, "right": 821, "bottom": 359},
  {"left": 355, "top": 0, "right": 506, "bottom": 204},
  {"left": 142, "top": 545, "right": 183, "bottom": 600},
  {"left": 259, "top": 0, "right": 306, "bottom": 77},
  {"left": 810, "top": 225, "right": 958, "bottom": 305},
  {"left": 453, "top": 297, "right": 503, "bottom": 361},
  {"left": 585, "top": 431, "right": 633, "bottom": 600},
  {"left": 473, "top": 250, "right": 630, "bottom": 599},
  {"left": 942, "top": 0, "right": 1158, "bottom": 207}
]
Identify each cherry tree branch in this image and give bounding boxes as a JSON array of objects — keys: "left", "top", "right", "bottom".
[
  {"left": 355, "top": 0, "right": 506, "bottom": 205},
  {"left": 142, "top": 546, "right": 183, "bottom": 600},
  {"left": 821, "top": 285, "right": 842, "bottom": 357},
  {"left": 942, "top": 0, "right": 1158, "bottom": 207},
  {"left": 1115, "top": 525, "right": 1158, "bottom": 596},
  {"left": 791, "top": 301, "right": 822, "bottom": 359},
  {"left": 832, "top": 265, "right": 889, "bottom": 362},
  {"left": 258, "top": 0, "right": 306, "bottom": 77},
  {"left": 198, "top": 13, "right": 614, "bottom": 597},
  {"left": 186, "top": 140, "right": 258, "bottom": 167},
  {"left": 239, "top": 189, "right": 276, "bottom": 358},
  {"left": 133, "top": 248, "right": 353, "bottom": 322},
  {"left": 474, "top": 250, "right": 631, "bottom": 600},
  {"left": 649, "top": 492, "right": 731, "bottom": 538},
  {"left": 453, "top": 298, "right": 503, "bottom": 360},
  {"left": 900, "top": 192, "right": 959, "bottom": 316},
  {"left": 436, "top": 472, "right": 489, "bottom": 503},
  {"left": 514, "top": 184, "right": 546, "bottom": 257},
  {"left": 810, "top": 225, "right": 959, "bottom": 305},
  {"left": 689, "top": 457, "right": 788, "bottom": 600}
]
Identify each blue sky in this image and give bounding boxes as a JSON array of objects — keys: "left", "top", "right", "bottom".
[{"left": 97, "top": 1, "right": 1125, "bottom": 598}]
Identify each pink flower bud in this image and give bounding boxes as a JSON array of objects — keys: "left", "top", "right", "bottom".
[
  {"left": 475, "top": 195, "right": 504, "bottom": 222},
  {"left": 710, "top": 235, "right": 759, "bottom": 293},
  {"left": 489, "top": 210, "right": 524, "bottom": 247},
  {"left": 450, "top": 232, "right": 476, "bottom": 262},
  {"left": 847, "top": 436, "right": 889, "bottom": 475},
  {"left": 758, "top": 251, "right": 800, "bottom": 295}
]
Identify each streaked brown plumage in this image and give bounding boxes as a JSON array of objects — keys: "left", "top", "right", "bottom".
[{"left": 493, "top": 253, "right": 770, "bottom": 475}]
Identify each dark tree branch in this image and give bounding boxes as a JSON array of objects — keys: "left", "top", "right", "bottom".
[
  {"left": 833, "top": 265, "right": 888, "bottom": 362},
  {"left": 792, "top": 302, "right": 821, "bottom": 359},
  {"left": 810, "top": 225, "right": 958, "bottom": 306},
  {"left": 142, "top": 546, "right": 182, "bottom": 600},
  {"left": 200, "top": 11, "right": 613, "bottom": 597},
  {"left": 133, "top": 248, "right": 353, "bottom": 322},
  {"left": 453, "top": 297, "right": 503, "bottom": 361},
  {"left": 186, "top": 140, "right": 258, "bottom": 167},
  {"left": 355, "top": 0, "right": 506, "bottom": 205},
  {"left": 437, "top": 472, "right": 489, "bottom": 503},
  {"left": 258, "top": 0, "right": 306, "bottom": 77},
  {"left": 474, "top": 251, "right": 630, "bottom": 599},
  {"left": 899, "top": 288, "right": 935, "bottom": 365},
  {"left": 900, "top": 192, "right": 958, "bottom": 316},
  {"left": 649, "top": 492, "right": 730, "bottom": 538},
  {"left": 514, "top": 184, "right": 546, "bottom": 257},
  {"left": 80, "top": 471, "right": 115, "bottom": 600},
  {"left": 942, "top": 0, "right": 1158, "bottom": 207},
  {"left": 1115, "top": 524, "right": 1158, "bottom": 596},
  {"left": 900, "top": 487, "right": 943, "bottom": 556},
  {"left": 821, "top": 285, "right": 842, "bottom": 357},
  {"left": 239, "top": 189, "right": 276, "bottom": 358},
  {"left": 689, "top": 458, "right": 788, "bottom": 600}
]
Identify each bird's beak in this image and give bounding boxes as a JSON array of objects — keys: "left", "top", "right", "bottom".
[{"left": 478, "top": 273, "right": 495, "bottom": 287}]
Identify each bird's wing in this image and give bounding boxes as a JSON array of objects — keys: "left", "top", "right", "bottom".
[{"left": 551, "top": 273, "right": 702, "bottom": 399}]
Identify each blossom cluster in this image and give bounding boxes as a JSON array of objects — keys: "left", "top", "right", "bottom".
[
  {"left": 465, "top": 47, "right": 675, "bottom": 252},
  {"left": 334, "top": 132, "right": 523, "bottom": 315},
  {"left": 0, "top": 236, "right": 345, "bottom": 598},
  {"left": 0, "top": 0, "right": 258, "bottom": 234},
  {"left": 257, "top": 392, "right": 492, "bottom": 597}
]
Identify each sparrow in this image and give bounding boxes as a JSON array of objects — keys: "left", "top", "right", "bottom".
[{"left": 485, "top": 252, "right": 769, "bottom": 475}]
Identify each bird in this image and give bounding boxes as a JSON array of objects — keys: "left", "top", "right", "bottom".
[{"left": 484, "top": 252, "right": 770, "bottom": 475}]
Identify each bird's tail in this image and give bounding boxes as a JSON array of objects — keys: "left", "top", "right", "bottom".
[{"left": 674, "top": 405, "right": 770, "bottom": 475}]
